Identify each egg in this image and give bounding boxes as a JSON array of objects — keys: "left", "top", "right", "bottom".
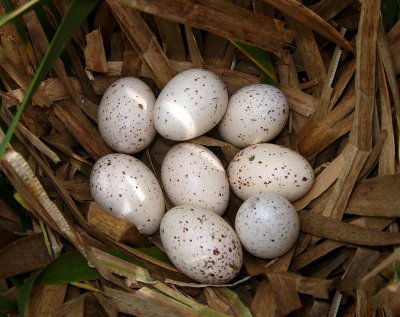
[
  {"left": 161, "top": 143, "right": 229, "bottom": 215},
  {"left": 90, "top": 153, "right": 165, "bottom": 235},
  {"left": 228, "top": 143, "right": 314, "bottom": 202},
  {"left": 98, "top": 77, "right": 157, "bottom": 154},
  {"left": 218, "top": 84, "right": 289, "bottom": 148},
  {"left": 154, "top": 69, "right": 228, "bottom": 141},
  {"left": 235, "top": 193, "right": 300, "bottom": 259},
  {"left": 160, "top": 205, "right": 243, "bottom": 284}
]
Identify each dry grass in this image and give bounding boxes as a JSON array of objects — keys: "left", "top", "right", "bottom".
[{"left": 0, "top": 0, "right": 400, "bottom": 316}]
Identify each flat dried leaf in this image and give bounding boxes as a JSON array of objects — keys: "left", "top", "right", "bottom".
[
  {"left": 285, "top": 17, "right": 326, "bottom": 97},
  {"left": 190, "top": 136, "right": 240, "bottom": 162},
  {"left": 250, "top": 279, "right": 279, "bottom": 317},
  {"left": 339, "top": 248, "right": 380, "bottom": 295},
  {"left": 81, "top": 202, "right": 149, "bottom": 246},
  {"left": 204, "top": 288, "right": 252, "bottom": 317},
  {"left": 293, "top": 151, "right": 345, "bottom": 211},
  {"left": 261, "top": 0, "right": 353, "bottom": 52},
  {"left": 346, "top": 175, "right": 400, "bottom": 217},
  {"left": 104, "top": 286, "right": 222, "bottom": 317},
  {"left": 54, "top": 100, "right": 112, "bottom": 160},
  {"left": 349, "top": 0, "right": 380, "bottom": 150},
  {"left": 26, "top": 284, "right": 67, "bottom": 317},
  {"left": 320, "top": 143, "right": 369, "bottom": 219},
  {"left": 310, "top": 0, "right": 354, "bottom": 21},
  {"left": 299, "top": 211, "right": 400, "bottom": 246},
  {"left": 84, "top": 29, "right": 108, "bottom": 73},
  {"left": 267, "top": 272, "right": 335, "bottom": 315},
  {"left": 0, "top": 234, "right": 51, "bottom": 279},
  {"left": 118, "top": 0, "right": 293, "bottom": 56},
  {"left": 155, "top": 17, "right": 186, "bottom": 61},
  {"left": 107, "top": 0, "right": 175, "bottom": 88}
]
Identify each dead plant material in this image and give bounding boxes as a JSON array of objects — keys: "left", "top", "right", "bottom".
[
  {"left": 346, "top": 175, "right": 400, "bottom": 217},
  {"left": 299, "top": 211, "right": 400, "bottom": 246},
  {"left": 118, "top": 0, "right": 294, "bottom": 56},
  {"left": 84, "top": 29, "right": 108, "bottom": 74},
  {"left": 107, "top": 0, "right": 176, "bottom": 88},
  {"left": 54, "top": 100, "right": 112, "bottom": 160},
  {"left": 1, "top": 1, "right": 400, "bottom": 316},
  {"left": 80, "top": 202, "right": 149, "bottom": 246},
  {"left": 261, "top": 0, "right": 353, "bottom": 52},
  {"left": 0, "top": 234, "right": 51, "bottom": 279}
]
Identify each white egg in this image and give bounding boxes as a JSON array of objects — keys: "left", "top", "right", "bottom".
[
  {"left": 228, "top": 143, "right": 314, "bottom": 202},
  {"left": 160, "top": 205, "right": 243, "bottom": 284},
  {"left": 98, "top": 77, "right": 157, "bottom": 154},
  {"left": 161, "top": 143, "right": 229, "bottom": 215},
  {"left": 218, "top": 84, "right": 289, "bottom": 148},
  {"left": 235, "top": 193, "right": 299, "bottom": 259},
  {"left": 154, "top": 69, "right": 228, "bottom": 141},
  {"left": 90, "top": 153, "right": 165, "bottom": 235}
]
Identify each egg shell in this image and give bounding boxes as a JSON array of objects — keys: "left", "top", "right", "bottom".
[
  {"left": 160, "top": 205, "right": 243, "bottom": 284},
  {"left": 98, "top": 77, "right": 157, "bottom": 154},
  {"left": 90, "top": 153, "right": 165, "bottom": 235},
  {"left": 235, "top": 193, "right": 300, "bottom": 259},
  {"left": 154, "top": 69, "right": 228, "bottom": 141},
  {"left": 228, "top": 143, "right": 314, "bottom": 202},
  {"left": 218, "top": 84, "right": 289, "bottom": 148},
  {"left": 161, "top": 143, "right": 229, "bottom": 215}
]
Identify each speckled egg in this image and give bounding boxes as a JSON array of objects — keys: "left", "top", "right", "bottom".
[
  {"left": 154, "top": 69, "right": 228, "bottom": 141},
  {"left": 161, "top": 143, "right": 229, "bottom": 215},
  {"left": 235, "top": 193, "right": 299, "bottom": 259},
  {"left": 98, "top": 77, "right": 157, "bottom": 154},
  {"left": 90, "top": 153, "right": 165, "bottom": 235},
  {"left": 228, "top": 143, "right": 314, "bottom": 202},
  {"left": 160, "top": 205, "right": 243, "bottom": 284},
  {"left": 218, "top": 84, "right": 289, "bottom": 148}
]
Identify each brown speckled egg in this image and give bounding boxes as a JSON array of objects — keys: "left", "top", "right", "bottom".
[
  {"left": 235, "top": 193, "right": 299, "bottom": 259},
  {"left": 161, "top": 143, "right": 229, "bottom": 215},
  {"left": 218, "top": 84, "right": 288, "bottom": 148},
  {"left": 98, "top": 77, "right": 156, "bottom": 154},
  {"left": 154, "top": 69, "right": 228, "bottom": 141},
  {"left": 228, "top": 143, "right": 314, "bottom": 202},
  {"left": 160, "top": 205, "right": 243, "bottom": 284},
  {"left": 90, "top": 153, "right": 165, "bottom": 235}
]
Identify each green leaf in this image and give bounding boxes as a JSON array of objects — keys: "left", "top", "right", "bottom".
[
  {"left": 0, "top": 0, "right": 101, "bottom": 159},
  {"left": 17, "top": 270, "right": 41, "bottom": 317},
  {"left": 35, "top": 250, "right": 100, "bottom": 285},
  {"left": 230, "top": 40, "right": 277, "bottom": 85},
  {"left": 381, "top": 0, "right": 400, "bottom": 31},
  {"left": 0, "top": 295, "right": 17, "bottom": 314},
  {"left": 106, "top": 247, "right": 172, "bottom": 266},
  {"left": 137, "top": 247, "right": 172, "bottom": 265}
]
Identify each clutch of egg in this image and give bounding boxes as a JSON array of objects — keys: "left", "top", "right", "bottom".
[{"left": 90, "top": 70, "right": 315, "bottom": 284}]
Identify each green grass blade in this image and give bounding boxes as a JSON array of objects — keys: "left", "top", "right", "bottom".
[
  {"left": 230, "top": 40, "right": 277, "bottom": 84},
  {"left": 0, "top": 0, "right": 51, "bottom": 29},
  {"left": 137, "top": 247, "right": 172, "bottom": 264},
  {"left": 17, "top": 270, "right": 41, "bottom": 317},
  {"left": 0, "top": 0, "right": 101, "bottom": 159},
  {"left": 381, "top": 0, "right": 400, "bottom": 31}
]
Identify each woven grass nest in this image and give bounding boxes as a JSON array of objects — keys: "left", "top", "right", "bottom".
[{"left": 0, "top": 0, "right": 399, "bottom": 316}]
